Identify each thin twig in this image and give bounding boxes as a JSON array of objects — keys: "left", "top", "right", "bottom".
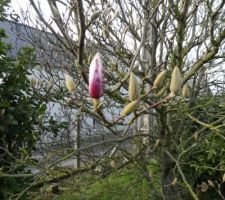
[{"left": 166, "top": 151, "right": 199, "bottom": 200}]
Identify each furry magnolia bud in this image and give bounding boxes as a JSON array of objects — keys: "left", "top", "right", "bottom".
[
  {"left": 121, "top": 100, "right": 138, "bottom": 116},
  {"left": 182, "top": 83, "right": 190, "bottom": 98},
  {"left": 128, "top": 73, "right": 140, "bottom": 101},
  {"left": 153, "top": 70, "right": 167, "bottom": 89},
  {"left": 65, "top": 73, "right": 76, "bottom": 92},
  {"left": 223, "top": 173, "right": 225, "bottom": 182},
  {"left": 89, "top": 53, "right": 104, "bottom": 99},
  {"left": 170, "top": 66, "right": 182, "bottom": 96}
]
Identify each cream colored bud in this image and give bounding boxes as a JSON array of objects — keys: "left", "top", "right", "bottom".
[
  {"left": 121, "top": 100, "right": 138, "bottom": 116},
  {"left": 0, "top": 109, "right": 5, "bottom": 116},
  {"left": 128, "top": 73, "right": 140, "bottom": 101},
  {"left": 88, "top": 54, "right": 92, "bottom": 64},
  {"left": 193, "top": 132, "right": 199, "bottom": 141},
  {"left": 36, "top": 80, "right": 39, "bottom": 87},
  {"left": 31, "top": 78, "right": 36, "bottom": 87},
  {"left": 153, "top": 70, "right": 167, "bottom": 89},
  {"left": 113, "top": 8, "right": 120, "bottom": 18},
  {"left": 171, "top": 178, "right": 177, "bottom": 186},
  {"left": 170, "top": 66, "right": 182, "bottom": 96},
  {"left": 223, "top": 173, "right": 225, "bottom": 182},
  {"left": 91, "top": 6, "right": 95, "bottom": 12},
  {"left": 90, "top": 10, "right": 102, "bottom": 21},
  {"left": 207, "top": 180, "right": 215, "bottom": 188},
  {"left": 182, "top": 83, "right": 190, "bottom": 98},
  {"left": 65, "top": 74, "right": 76, "bottom": 92}
]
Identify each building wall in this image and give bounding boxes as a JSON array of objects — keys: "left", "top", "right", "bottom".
[
  {"left": 0, "top": 20, "right": 36, "bottom": 56},
  {"left": 0, "top": 20, "right": 118, "bottom": 142}
]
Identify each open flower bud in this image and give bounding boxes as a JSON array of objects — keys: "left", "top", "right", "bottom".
[
  {"left": 65, "top": 73, "right": 76, "bottom": 92},
  {"left": 170, "top": 66, "right": 182, "bottom": 96},
  {"left": 153, "top": 70, "right": 167, "bottom": 89},
  {"left": 128, "top": 73, "right": 140, "bottom": 101},
  {"left": 182, "top": 83, "right": 190, "bottom": 98},
  {"left": 89, "top": 53, "right": 104, "bottom": 99},
  {"left": 121, "top": 100, "right": 138, "bottom": 116}
]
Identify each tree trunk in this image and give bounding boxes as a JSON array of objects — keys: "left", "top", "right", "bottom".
[
  {"left": 73, "top": 114, "right": 81, "bottom": 169},
  {"left": 159, "top": 109, "right": 183, "bottom": 200}
]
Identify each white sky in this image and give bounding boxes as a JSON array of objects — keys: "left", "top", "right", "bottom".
[
  {"left": 5, "top": 0, "right": 225, "bottom": 93},
  {"left": 9, "top": 0, "right": 33, "bottom": 16},
  {"left": 8, "top": 0, "right": 52, "bottom": 23},
  {"left": 10, "top": 0, "right": 29, "bottom": 10}
]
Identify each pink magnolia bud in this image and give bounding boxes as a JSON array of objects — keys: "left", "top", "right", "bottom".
[{"left": 89, "top": 53, "right": 104, "bottom": 99}]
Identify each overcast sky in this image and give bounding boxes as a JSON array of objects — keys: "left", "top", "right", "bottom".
[
  {"left": 8, "top": 0, "right": 52, "bottom": 22},
  {"left": 9, "top": 0, "right": 32, "bottom": 15}
]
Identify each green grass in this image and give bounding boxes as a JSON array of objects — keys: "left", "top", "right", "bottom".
[
  {"left": 53, "top": 172, "right": 150, "bottom": 200},
  {"left": 33, "top": 162, "right": 161, "bottom": 200},
  {"left": 31, "top": 160, "right": 161, "bottom": 200}
]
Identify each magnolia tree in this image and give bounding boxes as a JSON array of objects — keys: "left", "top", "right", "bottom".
[{"left": 7, "top": 0, "right": 225, "bottom": 199}]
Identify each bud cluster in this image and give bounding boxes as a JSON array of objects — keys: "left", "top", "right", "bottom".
[
  {"left": 121, "top": 73, "right": 140, "bottom": 116},
  {"left": 64, "top": 53, "right": 191, "bottom": 119}
]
